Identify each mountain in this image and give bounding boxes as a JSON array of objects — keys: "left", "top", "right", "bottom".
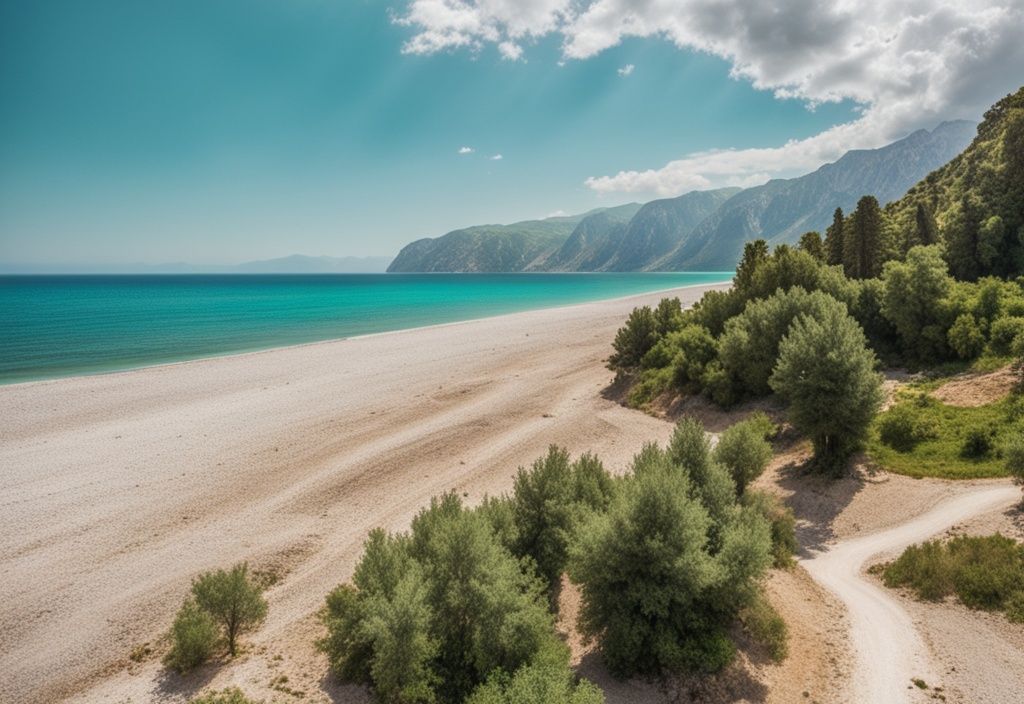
[
  {"left": 660, "top": 120, "right": 977, "bottom": 270},
  {"left": 387, "top": 207, "right": 636, "bottom": 273},
  {"left": 600, "top": 188, "right": 741, "bottom": 271},
  {"left": 232, "top": 254, "right": 392, "bottom": 273},
  {"left": 528, "top": 203, "right": 643, "bottom": 271},
  {"left": 883, "top": 87, "right": 1024, "bottom": 279}
]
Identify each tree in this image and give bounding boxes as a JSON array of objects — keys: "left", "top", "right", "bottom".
[
  {"left": 320, "top": 494, "right": 561, "bottom": 704},
  {"left": 1005, "top": 434, "right": 1024, "bottom": 502},
  {"left": 609, "top": 306, "right": 658, "bottom": 371},
  {"left": 467, "top": 661, "right": 604, "bottom": 704},
  {"left": 734, "top": 239, "right": 770, "bottom": 293},
  {"left": 510, "top": 447, "right": 578, "bottom": 591},
  {"left": 569, "top": 449, "right": 770, "bottom": 677},
  {"left": 824, "top": 207, "right": 845, "bottom": 266},
  {"left": 653, "top": 297, "right": 684, "bottom": 337},
  {"left": 843, "top": 196, "right": 886, "bottom": 279},
  {"left": 913, "top": 202, "right": 940, "bottom": 247},
  {"left": 880, "top": 245, "right": 953, "bottom": 362},
  {"left": 947, "top": 314, "right": 985, "bottom": 359},
  {"left": 713, "top": 418, "right": 773, "bottom": 495},
  {"left": 191, "top": 563, "right": 268, "bottom": 657},
  {"left": 165, "top": 600, "right": 219, "bottom": 673},
  {"left": 769, "top": 305, "right": 884, "bottom": 473},
  {"left": 798, "top": 231, "right": 825, "bottom": 261}
]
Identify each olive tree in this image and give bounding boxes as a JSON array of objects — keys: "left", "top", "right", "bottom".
[
  {"left": 769, "top": 306, "right": 883, "bottom": 473},
  {"left": 191, "top": 563, "right": 268, "bottom": 657}
]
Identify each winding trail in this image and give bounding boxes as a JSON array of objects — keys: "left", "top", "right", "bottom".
[{"left": 801, "top": 484, "right": 1020, "bottom": 703}]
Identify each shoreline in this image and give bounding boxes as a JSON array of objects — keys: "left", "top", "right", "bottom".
[
  {"left": 0, "top": 282, "right": 727, "bottom": 704},
  {"left": 3, "top": 279, "right": 730, "bottom": 389}
]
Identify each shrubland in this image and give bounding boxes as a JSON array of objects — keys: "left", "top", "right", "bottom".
[{"left": 318, "top": 421, "right": 795, "bottom": 702}]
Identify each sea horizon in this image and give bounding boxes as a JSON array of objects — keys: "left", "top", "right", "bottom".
[{"left": 0, "top": 272, "right": 731, "bottom": 384}]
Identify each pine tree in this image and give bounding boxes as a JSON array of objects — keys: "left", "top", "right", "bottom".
[
  {"left": 913, "top": 202, "right": 939, "bottom": 247},
  {"left": 823, "top": 208, "right": 845, "bottom": 266},
  {"left": 843, "top": 196, "right": 885, "bottom": 279},
  {"left": 798, "top": 231, "right": 825, "bottom": 261}
]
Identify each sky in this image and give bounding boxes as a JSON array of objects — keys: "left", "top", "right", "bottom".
[{"left": 1, "top": 0, "right": 1022, "bottom": 268}]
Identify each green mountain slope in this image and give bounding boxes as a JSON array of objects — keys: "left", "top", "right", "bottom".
[
  {"left": 884, "top": 87, "right": 1024, "bottom": 279},
  {"left": 533, "top": 203, "right": 642, "bottom": 271},
  {"left": 662, "top": 121, "right": 977, "bottom": 271}
]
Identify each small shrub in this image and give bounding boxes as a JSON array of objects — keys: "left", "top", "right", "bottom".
[
  {"left": 1006, "top": 591, "right": 1024, "bottom": 623},
  {"left": 740, "top": 594, "right": 788, "bottom": 663},
  {"left": 961, "top": 428, "right": 995, "bottom": 458},
  {"left": 189, "top": 688, "right": 260, "bottom": 704},
  {"left": 192, "top": 563, "right": 268, "bottom": 656},
  {"left": 609, "top": 306, "right": 658, "bottom": 371},
  {"left": 989, "top": 316, "right": 1024, "bottom": 354},
  {"left": 714, "top": 419, "right": 773, "bottom": 495},
  {"left": 881, "top": 540, "right": 953, "bottom": 601},
  {"left": 1005, "top": 433, "right": 1024, "bottom": 484},
  {"left": 948, "top": 314, "right": 986, "bottom": 359},
  {"left": 467, "top": 660, "right": 604, "bottom": 704},
  {"left": 744, "top": 491, "right": 798, "bottom": 568},
  {"left": 164, "top": 600, "right": 219, "bottom": 673},
  {"left": 878, "top": 403, "right": 937, "bottom": 452}
]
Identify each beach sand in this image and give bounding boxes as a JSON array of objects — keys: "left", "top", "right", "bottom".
[{"left": 0, "top": 283, "right": 727, "bottom": 704}]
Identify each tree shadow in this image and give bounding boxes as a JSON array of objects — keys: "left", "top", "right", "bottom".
[
  {"left": 576, "top": 650, "right": 770, "bottom": 704},
  {"left": 153, "top": 663, "right": 219, "bottom": 700},
  {"left": 316, "top": 672, "right": 372, "bottom": 704},
  {"left": 774, "top": 452, "right": 880, "bottom": 556}
]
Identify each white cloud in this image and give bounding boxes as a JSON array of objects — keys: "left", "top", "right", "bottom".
[
  {"left": 498, "top": 41, "right": 524, "bottom": 60},
  {"left": 491, "top": 153, "right": 504, "bottom": 160},
  {"left": 395, "top": 0, "right": 1024, "bottom": 195},
  {"left": 617, "top": 63, "right": 634, "bottom": 77},
  {"left": 458, "top": 146, "right": 474, "bottom": 154},
  {"left": 546, "top": 209, "right": 569, "bottom": 218}
]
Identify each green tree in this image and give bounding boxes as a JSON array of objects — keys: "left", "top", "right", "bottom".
[
  {"left": 467, "top": 661, "right": 604, "bottom": 704},
  {"left": 653, "top": 297, "right": 684, "bottom": 337},
  {"left": 734, "top": 239, "right": 770, "bottom": 293},
  {"left": 798, "top": 231, "right": 825, "bottom": 261},
  {"left": 913, "top": 202, "right": 940, "bottom": 248},
  {"left": 569, "top": 451, "right": 770, "bottom": 677},
  {"left": 769, "top": 305, "right": 884, "bottom": 473},
  {"left": 510, "top": 447, "right": 578, "bottom": 591},
  {"left": 843, "top": 196, "right": 886, "bottom": 279},
  {"left": 713, "top": 418, "right": 774, "bottom": 495},
  {"left": 824, "top": 207, "right": 845, "bottom": 266},
  {"left": 191, "top": 563, "right": 268, "bottom": 657},
  {"left": 165, "top": 600, "right": 219, "bottom": 673},
  {"left": 1004, "top": 434, "right": 1024, "bottom": 500},
  {"left": 609, "top": 306, "right": 658, "bottom": 371},
  {"left": 947, "top": 314, "right": 985, "bottom": 359},
  {"left": 880, "top": 245, "right": 953, "bottom": 361}
]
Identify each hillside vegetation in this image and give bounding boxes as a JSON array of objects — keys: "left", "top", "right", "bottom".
[{"left": 609, "top": 86, "right": 1024, "bottom": 478}]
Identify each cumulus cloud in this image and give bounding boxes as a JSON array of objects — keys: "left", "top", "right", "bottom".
[
  {"left": 491, "top": 153, "right": 504, "bottom": 160},
  {"left": 396, "top": 0, "right": 1024, "bottom": 195},
  {"left": 617, "top": 63, "right": 634, "bottom": 77},
  {"left": 458, "top": 146, "right": 474, "bottom": 154}
]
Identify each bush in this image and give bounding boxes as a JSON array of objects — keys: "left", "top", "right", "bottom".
[
  {"left": 713, "top": 418, "right": 773, "bottom": 495},
  {"left": 467, "top": 660, "right": 604, "bottom": 704},
  {"left": 192, "top": 563, "right": 268, "bottom": 657},
  {"left": 961, "top": 428, "right": 995, "bottom": 458},
  {"left": 1006, "top": 434, "right": 1024, "bottom": 484},
  {"left": 878, "top": 402, "right": 937, "bottom": 452},
  {"left": 948, "top": 314, "right": 986, "bottom": 359},
  {"left": 569, "top": 439, "right": 771, "bottom": 677},
  {"left": 739, "top": 594, "right": 788, "bottom": 662},
  {"left": 319, "top": 495, "right": 562, "bottom": 703},
  {"left": 989, "top": 316, "right": 1024, "bottom": 354},
  {"left": 882, "top": 534, "right": 1024, "bottom": 618},
  {"left": 743, "top": 491, "right": 798, "bottom": 568},
  {"left": 164, "top": 600, "right": 219, "bottom": 673},
  {"left": 670, "top": 325, "right": 718, "bottom": 387},
  {"left": 189, "top": 688, "right": 260, "bottom": 704},
  {"left": 769, "top": 304, "right": 884, "bottom": 473},
  {"left": 880, "top": 245, "right": 953, "bottom": 362},
  {"left": 609, "top": 306, "right": 658, "bottom": 371},
  {"left": 719, "top": 288, "right": 850, "bottom": 399}
]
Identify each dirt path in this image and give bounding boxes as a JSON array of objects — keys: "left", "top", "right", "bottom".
[{"left": 801, "top": 485, "right": 1021, "bottom": 703}]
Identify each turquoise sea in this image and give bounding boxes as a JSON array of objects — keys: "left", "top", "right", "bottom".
[{"left": 0, "top": 273, "right": 730, "bottom": 384}]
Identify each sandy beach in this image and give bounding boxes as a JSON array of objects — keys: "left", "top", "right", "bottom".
[{"left": 0, "top": 283, "right": 726, "bottom": 704}]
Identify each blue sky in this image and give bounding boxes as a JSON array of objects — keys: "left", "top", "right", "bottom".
[{"left": 1, "top": 0, "right": 1019, "bottom": 267}]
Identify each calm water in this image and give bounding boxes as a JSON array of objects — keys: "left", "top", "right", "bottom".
[{"left": 0, "top": 273, "right": 730, "bottom": 384}]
